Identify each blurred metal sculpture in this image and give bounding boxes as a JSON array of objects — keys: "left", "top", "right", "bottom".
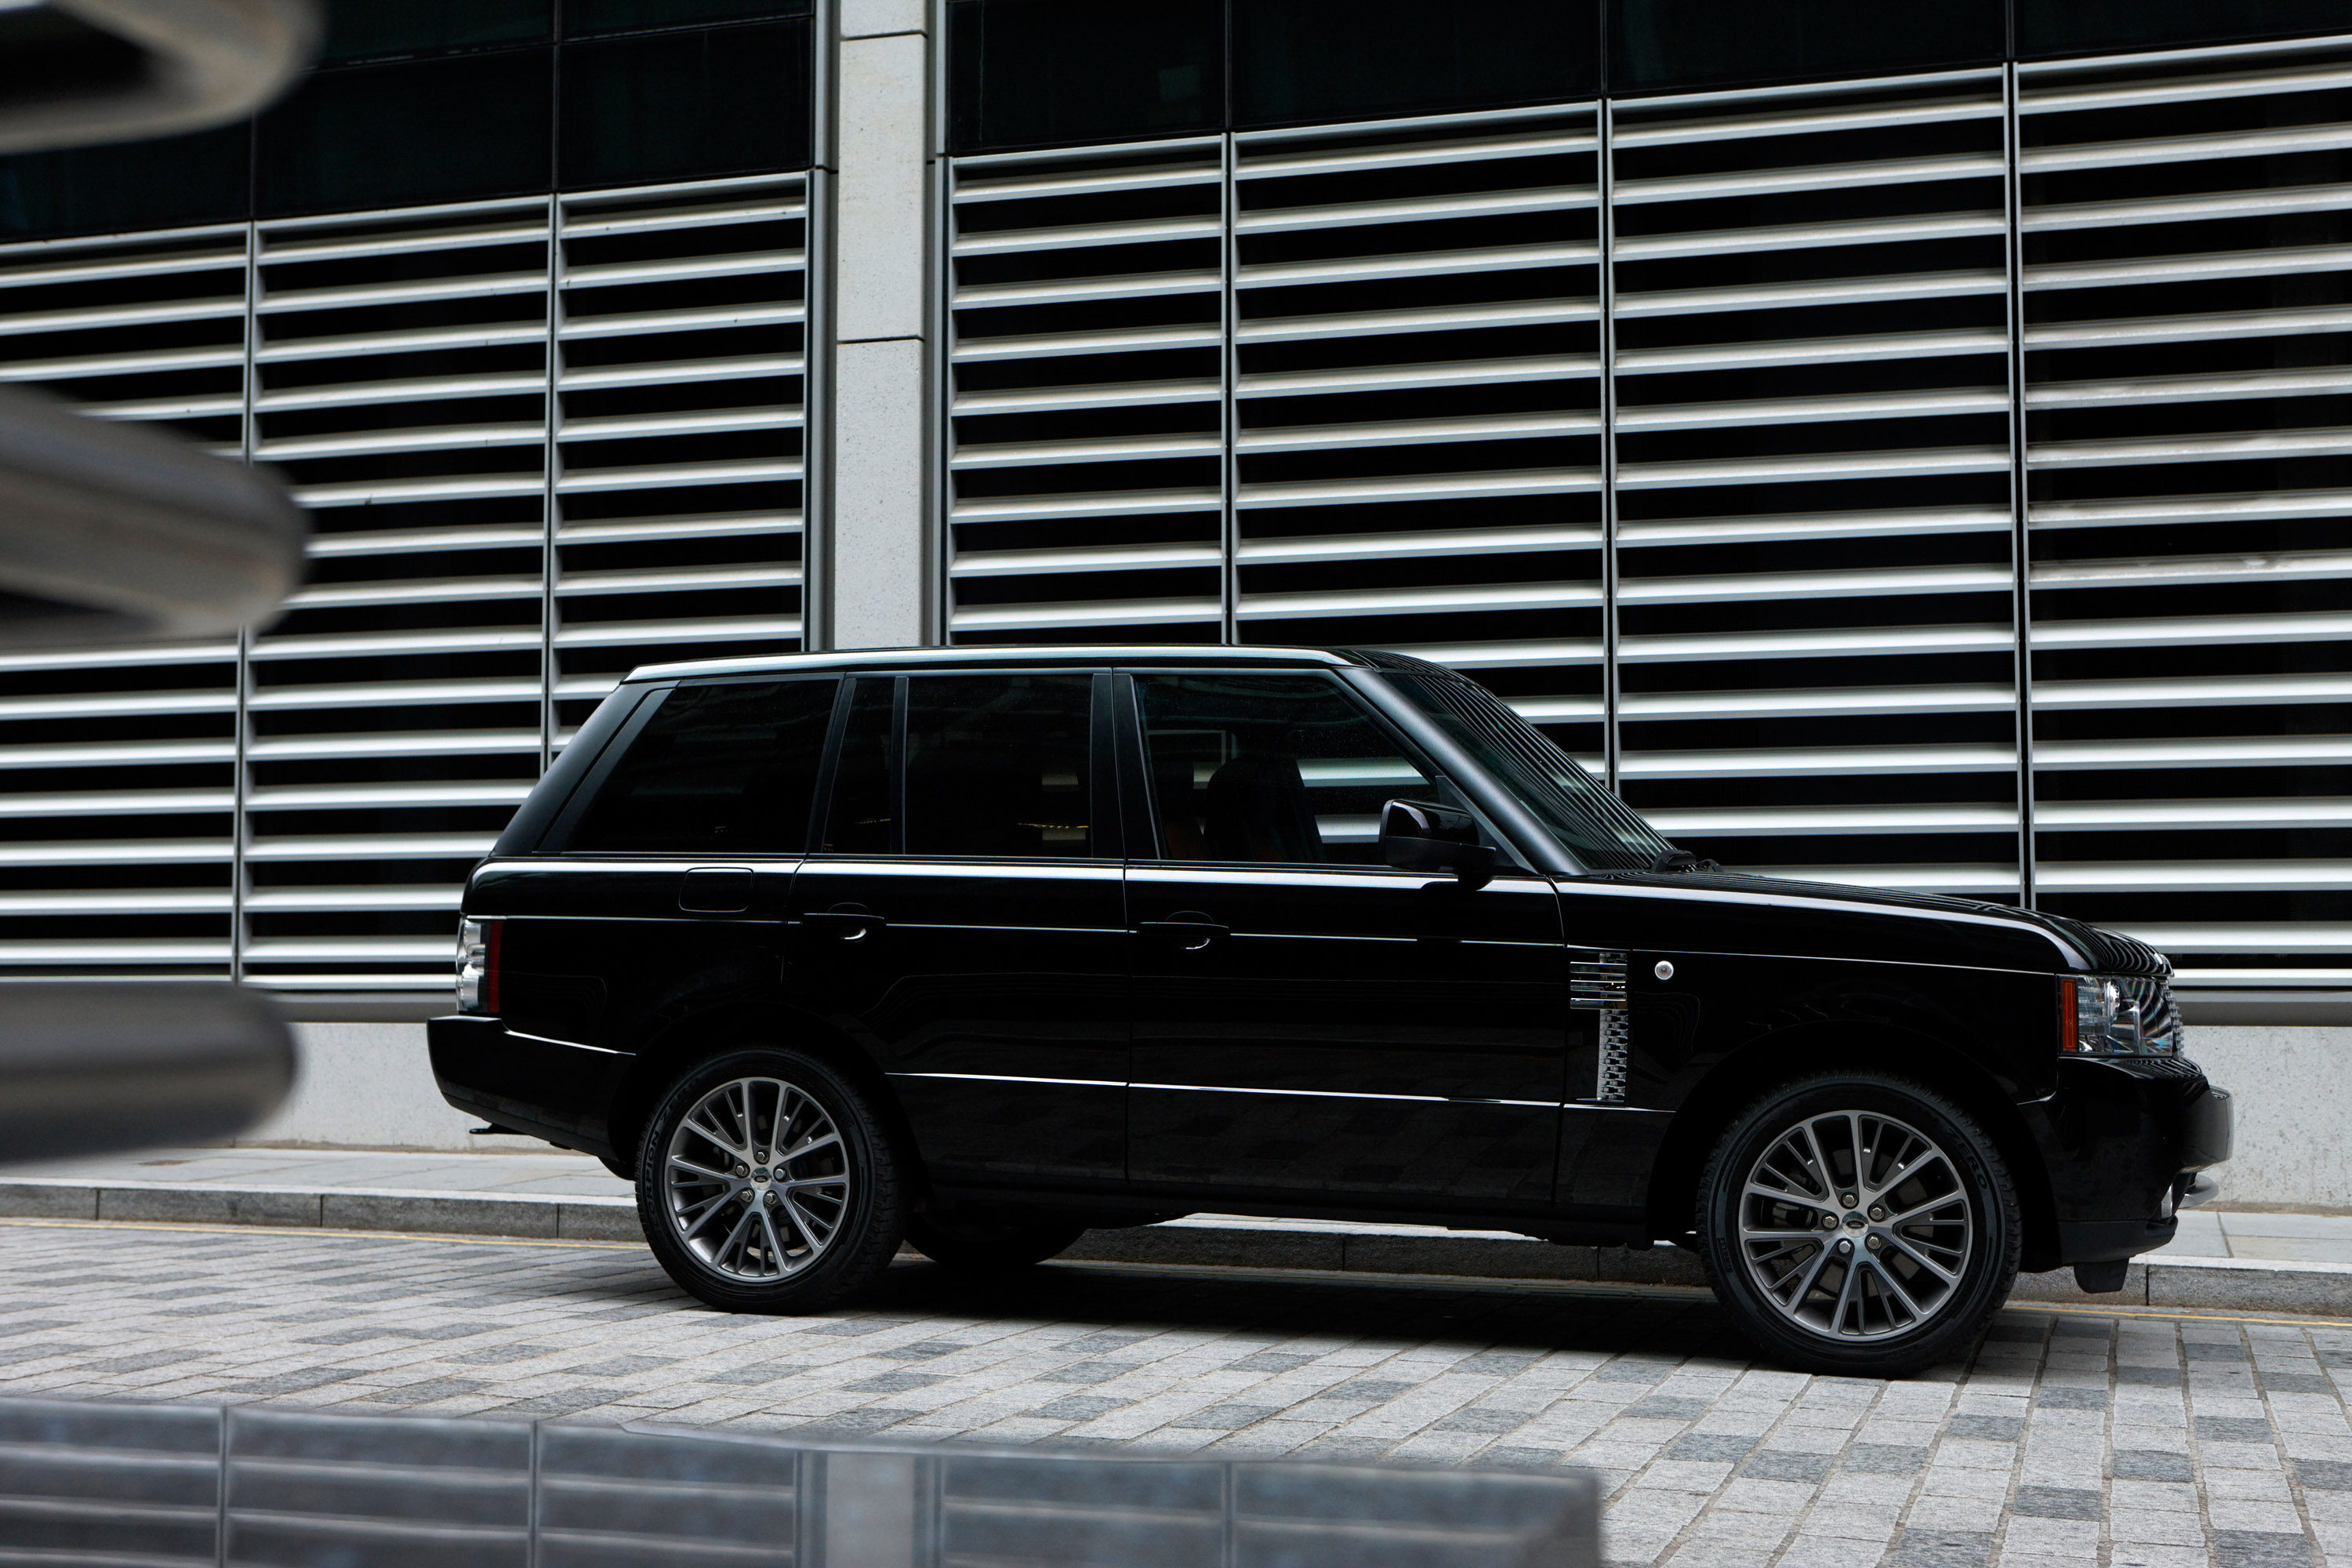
[
  {"left": 0, "top": 0, "right": 318, "bottom": 155},
  {"left": 0, "top": 0, "right": 316, "bottom": 1158}
]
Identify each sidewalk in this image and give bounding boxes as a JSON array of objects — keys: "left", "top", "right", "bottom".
[{"left": 2, "top": 1147, "right": 2347, "bottom": 1316}]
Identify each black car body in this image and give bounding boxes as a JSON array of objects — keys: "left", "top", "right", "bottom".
[{"left": 430, "top": 646, "right": 2231, "bottom": 1372}]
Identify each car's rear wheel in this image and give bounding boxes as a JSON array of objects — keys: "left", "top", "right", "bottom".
[
  {"left": 1697, "top": 1072, "right": 2018, "bottom": 1377},
  {"left": 637, "top": 1047, "right": 904, "bottom": 1313},
  {"left": 904, "top": 1210, "right": 1087, "bottom": 1272}
]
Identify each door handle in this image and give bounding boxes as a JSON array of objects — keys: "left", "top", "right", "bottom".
[
  {"left": 800, "top": 905, "right": 886, "bottom": 942},
  {"left": 1139, "top": 912, "right": 1227, "bottom": 952}
]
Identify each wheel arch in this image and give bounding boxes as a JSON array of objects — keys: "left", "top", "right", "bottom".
[
  {"left": 1642, "top": 1022, "right": 2060, "bottom": 1272},
  {"left": 603, "top": 1001, "right": 927, "bottom": 1200}
]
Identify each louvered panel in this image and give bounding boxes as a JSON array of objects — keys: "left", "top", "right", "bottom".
[
  {"left": 1610, "top": 78, "right": 2022, "bottom": 899},
  {"left": 947, "top": 140, "right": 1228, "bottom": 643},
  {"left": 0, "top": 230, "right": 246, "bottom": 976},
  {"left": 1232, "top": 111, "right": 1605, "bottom": 760},
  {"left": 551, "top": 176, "right": 807, "bottom": 733},
  {"left": 2020, "top": 45, "right": 2352, "bottom": 996},
  {"left": 237, "top": 198, "right": 550, "bottom": 993}
]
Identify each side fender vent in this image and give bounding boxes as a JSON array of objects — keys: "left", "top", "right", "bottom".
[{"left": 1570, "top": 949, "right": 1629, "bottom": 1104}]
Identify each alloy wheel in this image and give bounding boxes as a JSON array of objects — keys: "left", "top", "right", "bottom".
[
  {"left": 1735, "top": 1108, "right": 1973, "bottom": 1341},
  {"left": 662, "top": 1075, "right": 851, "bottom": 1282}
]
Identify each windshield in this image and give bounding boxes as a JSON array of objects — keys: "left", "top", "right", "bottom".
[{"left": 1382, "top": 673, "right": 1674, "bottom": 873}]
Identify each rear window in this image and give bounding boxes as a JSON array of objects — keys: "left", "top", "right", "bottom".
[{"left": 568, "top": 679, "right": 837, "bottom": 854}]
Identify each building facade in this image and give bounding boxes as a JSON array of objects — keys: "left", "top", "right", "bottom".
[{"left": 0, "top": 0, "right": 2344, "bottom": 1037}]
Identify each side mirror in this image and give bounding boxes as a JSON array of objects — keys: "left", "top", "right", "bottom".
[{"left": 1380, "top": 800, "right": 1494, "bottom": 888}]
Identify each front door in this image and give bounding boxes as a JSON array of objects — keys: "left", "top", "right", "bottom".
[
  {"left": 1122, "top": 671, "right": 1567, "bottom": 1218},
  {"left": 786, "top": 670, "right": 1128, "bottom": 1191}
]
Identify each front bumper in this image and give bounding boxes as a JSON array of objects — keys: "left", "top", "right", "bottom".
[{"left": 2027, "top": 1055, "right": 2232, "bottom": 1268}]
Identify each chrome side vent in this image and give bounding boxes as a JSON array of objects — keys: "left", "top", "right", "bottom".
[{"left": 1570, "top": 948, "right": 1629, "bottom": 1103}]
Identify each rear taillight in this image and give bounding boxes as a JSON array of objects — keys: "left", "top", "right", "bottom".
[{"left": 457, "top": 918, "right": 501, "bottom": 1014}]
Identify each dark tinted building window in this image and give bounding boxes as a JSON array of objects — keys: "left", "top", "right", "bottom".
[
  {"left": 569, "top": 679, "right": 836, "bottom": 853},
  {"left": 1235, "top": 0, "right": 1595, "bottom": 127},
  {"left": 949, "top": 0, "right": 1221, "bottom": 152},
  {"left": 905, "top": 676, "right": 1094, "bottom": 858},
  {"left": 823, "top": 677, "right": 897, "bottom": 855},
  {"left": 321, "top": 0, "right": 550, "bottom": 64},
  {"left": 565, "top": 0, "right": 810, "bottom": 38},
  {"left": 561, "top": 21, "right": 811, "bottom": 187},
  {"left": 0, "top": 123, "right": 249, "bottom": 241},
  {"left": 260, "top": 49, "right": 554, "bottom": 215},
  {"left": 1612, "top": 0, "right": 2005, "bottom": 93},
  {"left": 2017, "top": 0, "right": 2352, "bottom": 56},
  {"left": 1136, "top": 674, "right": 1436, "bottom": 867}
]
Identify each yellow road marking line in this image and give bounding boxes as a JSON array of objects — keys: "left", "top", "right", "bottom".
[{"left": 0, "top": 1216, "right": 643, "bottom": 1251}]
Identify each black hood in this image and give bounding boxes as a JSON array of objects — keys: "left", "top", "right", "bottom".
[{"left": 1579, "top": 869, "right": 2170, "bottom": 978}]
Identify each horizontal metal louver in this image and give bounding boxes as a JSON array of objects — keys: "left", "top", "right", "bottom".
[
  {"left": 0, "top": 175, "right": 808, "bottom": 998},
  {"left": 947, "top": 49, "right": 2352, "bottom": 1007},
  {"left": 2018, "top": 45, "right": 2352, "bottom": 1002},
  {"left": 1610, "top": 75, "right": 2021, "bottom": 902}
]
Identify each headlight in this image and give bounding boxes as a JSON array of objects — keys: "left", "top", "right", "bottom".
[
  {"left": 2061, "top": 975, "right": 2180, "bottom": 1056},
  {"left": 456, "top": 917, "right": 499, "bottom": 1014}
]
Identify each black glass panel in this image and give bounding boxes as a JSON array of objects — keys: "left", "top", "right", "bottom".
[
  {"left": 0, "top": 123, "right": 249, "bottom": 241},
  {"left": 823, "top": 677, "right": 897, "bottom": 855},
  {"left": 561, "top": 21, "right": 811, "bottom": 187},
  {"left": 1135, "top": 674, "right": 1438, "bottom": 867},
  {"left": 949, "top": 0, "right": 1221, "bottom": 153},
  {"left": 569, "top": 679, "right": 836, "bottom": 853},
  {"left": 1236, "top": 0, "right": 1595, "bottom": 127},
  {"left": 260, "top": 51, "right": 553, "bottom": 215},
  {"left": 905, "top": 675, "right": 1094, "bottom": 858},
  {"left": 1612, "top": 0, "right": 2004, "bottom": 93},
  {"left": 2019, "top": 0, "right": 2352, "bottom": 56},
  {"left": 564, "top": 0, "right": 809, "bottom": 38},
  {"left": 320, "top": 0, "right": 550, "bottom": 64}
]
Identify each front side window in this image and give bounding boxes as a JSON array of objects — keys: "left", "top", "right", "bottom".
[
  {"left": 568, "top": 678, "right": 835, "bottom": 853},
  {"left": 1136, "top": 673, "right": 1440, "bottom": 867},
  {"left": 1383, "top": 671, "right": 1671, "bottom": 873}
]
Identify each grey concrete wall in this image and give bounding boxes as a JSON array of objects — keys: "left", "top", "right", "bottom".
[
  {"left": 2185, "top": 1025, "right": 2351, "bottom": 1212},
  {"left": 238, "top": 1023, "right": 543, "bottom": 1153}
]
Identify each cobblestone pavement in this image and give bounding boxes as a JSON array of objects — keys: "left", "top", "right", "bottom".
[{"left": 2, "top": 1218, "right": 2347, "bottom": 1568}]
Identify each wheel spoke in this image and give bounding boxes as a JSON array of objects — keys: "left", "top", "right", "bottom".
[
  {"left": 668, "top": 1154, "right": 735, "bottom": 1184},
  {"left": 1829, "top": 1254, "right": 1862, "bottom": 1334},
  {"left": 1867, "top": 1255, "right": 1927, "bottom": 1321},
  {"left": 782, "top": 1131, "right": 841, "bottom": 1164},
  {"left": 1886, "top": 1232, "right": 1963, "bottom": 1283},
  {"left": 677, "top": 1189, "right": 735, "bottom": 1239}
]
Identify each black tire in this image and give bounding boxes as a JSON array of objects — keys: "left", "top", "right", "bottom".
[
  {"left": 1695, "top": 1071, "right": 2019, "bottom": 1377},
  {"left": 636, "top": 1046, "right": 905, "bottom": 1314},
  {"left": 904, "top": 1210, "right": 1087, "bottom": 1272}
]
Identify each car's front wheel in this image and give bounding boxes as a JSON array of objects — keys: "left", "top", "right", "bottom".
[
  {"left": 1696, "top": 1072, "right": 2019, "bottom": 1377},
  {"left": 637, "top": 1047, "right": 904, "bottom": 1313}
]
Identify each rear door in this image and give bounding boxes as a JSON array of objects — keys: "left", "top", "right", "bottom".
[
  {"left": 784, "top": 670, "right": 1129, "bottom": 1191},
  {"left": 1120, "top": 671, "right": 1567, "bottom": 1219}
]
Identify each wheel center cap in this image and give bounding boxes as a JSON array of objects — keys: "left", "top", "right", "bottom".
[
  {"left": 753, "top": 1167, "right": 769, "bottom": 1184},
  {"left": 1844, "top": 1212, "right": 1866, "bottom": 1229}
]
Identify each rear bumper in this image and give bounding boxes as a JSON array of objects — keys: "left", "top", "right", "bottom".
[
  {"left": 2027, "top": 1056, "right": 2233, "bottom": 1267},
  {"left": 427, "top": 1014, "right": 629, "bottom": 1160}
]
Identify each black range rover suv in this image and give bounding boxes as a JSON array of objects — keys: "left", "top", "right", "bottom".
[{"left": 431, "top": 646, "right": 2231, "bottom": 1374}]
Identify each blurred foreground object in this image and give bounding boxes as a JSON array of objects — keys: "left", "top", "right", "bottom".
[
  {"left": 0, "top": 985, "right": 292, "bottom": 1160},
  {"left": 0, "top": 1399, "right": 1601, "bottom": 1566},
  {"left": 0, "top": 383, "right": 306, "bottom": 641},
  {"left": 0, "top": 0, "right": 318, "bottom": 154}
]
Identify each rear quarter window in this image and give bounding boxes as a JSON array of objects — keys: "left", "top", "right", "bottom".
[{"left": 566, "top": 679, "right": 837, "bottom": 854}]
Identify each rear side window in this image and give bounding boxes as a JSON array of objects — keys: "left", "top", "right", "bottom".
[
  {"left": 568, "top": 679, "right": 837, "bottom": 853},
  {"left": 906, "top": 674, "right": 1093, "bottom": 858}
]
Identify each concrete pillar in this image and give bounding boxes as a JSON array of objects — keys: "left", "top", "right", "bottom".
[{"left": 825, "top": 0, "right": 933, "bottom": 649}]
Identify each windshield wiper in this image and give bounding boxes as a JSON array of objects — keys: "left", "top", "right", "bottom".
[{"left": 1650, "top": 848, "right": 1722, "bottom": 874}]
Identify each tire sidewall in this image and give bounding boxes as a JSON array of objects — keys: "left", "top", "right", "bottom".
[
  {"left": 637, "top": 1045, "right": 903, "bottom": 1313},
  {"left": 1698, "top": 1073, "right": 2019, "bottom": 1376}
]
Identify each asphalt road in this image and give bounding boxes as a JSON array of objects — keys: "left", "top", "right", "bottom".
[{"left": 1, "top": 1217, "right": 2345, "bottom": 1568}]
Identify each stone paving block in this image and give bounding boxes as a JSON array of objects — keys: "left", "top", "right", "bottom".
[{"left": 1888, "top": 1526, "right": 1994, "bottom": 1567}]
